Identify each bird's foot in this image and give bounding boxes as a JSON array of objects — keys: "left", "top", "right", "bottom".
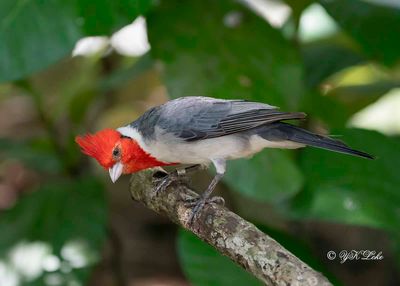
[
  {"left": 153, "top": 171, "right": 179, "bottom": 195},
  {"left": 153, "top": 168, "right": 192, "bottom": 196},
  {"left": 184, "top": 195, "right": 225, "bottom": 225},
  {"left": 153, "top": 165, "right": 202, "bottom": 196}
]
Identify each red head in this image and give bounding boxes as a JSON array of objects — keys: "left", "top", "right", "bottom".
[{"left": 75, "top": 129, "right": 173, "bottom": 182}]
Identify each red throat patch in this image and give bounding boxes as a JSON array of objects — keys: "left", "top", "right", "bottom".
[
  {"left": 75, "top": 128, "right": 177, "bottom": 173},
  {"left": 119, "top": 139, "right": 177, "bottom": 173}
]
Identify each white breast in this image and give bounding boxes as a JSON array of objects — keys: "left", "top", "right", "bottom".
[{"left": 145, "top": 127, "right": 251, "bottom": 164}]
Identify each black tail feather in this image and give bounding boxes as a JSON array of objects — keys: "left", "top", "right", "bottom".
[{"left": 259, "top": 123, "right": 374, "bottom": 160}]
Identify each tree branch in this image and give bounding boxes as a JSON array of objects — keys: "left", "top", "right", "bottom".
[{"left": 129, "top": 169, "right": 333, "bottom": 286}]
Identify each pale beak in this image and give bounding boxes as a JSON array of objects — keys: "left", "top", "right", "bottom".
[{"left": 109, "top": 162, "right": 123, "bottom": 183}]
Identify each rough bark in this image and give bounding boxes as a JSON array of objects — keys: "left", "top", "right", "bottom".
[{"left": 129, "top": 168, "right": 333, "bottom": 286}]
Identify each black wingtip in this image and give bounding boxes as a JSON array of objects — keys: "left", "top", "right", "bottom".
[
  {"left": 266, "top": 122, "right": 376, "bottom": 160},
  {"left": 358, "top": 152, "right": 375, "bottom": 160},
  {"left": 340, "top": 147, "right": 375, "bottom": 160},
  {"left": 362, "top": 152, "right": 376, "bottom": 160}
]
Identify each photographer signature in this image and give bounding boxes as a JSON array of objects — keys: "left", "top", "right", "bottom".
[{"left": 327, "top": 250, "right": 383, "bottom": 263}]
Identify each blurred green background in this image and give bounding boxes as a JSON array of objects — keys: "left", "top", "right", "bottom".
[{"left": 0, "top": 0, "right": 399, "bottom": 285}]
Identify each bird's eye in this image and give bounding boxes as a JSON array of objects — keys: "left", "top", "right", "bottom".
[{"left": 112, "top": 148, "right": 121, "bottom": 158}]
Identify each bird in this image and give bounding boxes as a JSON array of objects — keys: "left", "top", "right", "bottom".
[{"left": 76, "top": 96, "right": 373, "bottom": 223}]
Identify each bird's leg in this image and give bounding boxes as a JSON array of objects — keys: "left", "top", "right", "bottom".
[
  {"left": 185, "top": 173, "right": 224, "bottom": 224},
  {"left": 154, "top": 164, "right": 202, "bottom": 195},
  {"left": 185, "top": 159, "right": 226, "bottom": 224}
]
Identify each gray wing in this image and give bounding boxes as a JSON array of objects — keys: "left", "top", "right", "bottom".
[{"left": 134, "top": 96, "right": 306, "bottom": 141}]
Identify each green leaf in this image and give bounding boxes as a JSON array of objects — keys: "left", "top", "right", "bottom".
[
  {"left": 320, "top": 0, "right": 400, "bottom": 66},
  {"left": 0, "top": 0, "right": 153, "bottom": 82},
  {"left": 300, "top": 81, "right": 397, "bottom": 129},
  {"left": 177, "top": 229, "right": 262, "bottom": 286},
  {"left": 302, "top": 42, "right": 365, "bottom": 88},
  {"left": 300, "top": 80, "right": 395, "bottom": 129},
  {"left": 301, "top": 90, "right": 349, "bottom": 128},
  {"left": 291, "top": 129, "right": 400, "bottom": 232},
  {"left": 0, "top": 1, "right": 81, "bottom": 82},
  {"left": 328, "top": 81, "right": 400, "bottom": 115},
  {"left": 147, "top": 0, "right": 304, "bottom": 110},
  {"left": 0, "top": 177, "right": 107, "bottom": 285},
  {"left": 224, "top": 150, "right": 304, "bottom": 203}
]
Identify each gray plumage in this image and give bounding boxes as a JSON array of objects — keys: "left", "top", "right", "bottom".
[
  {"left": 131, "top": 96, "right": 305, "bottom": 141},
  {"left": 128, "top": 96, "right": 373, "bottom": 160}
]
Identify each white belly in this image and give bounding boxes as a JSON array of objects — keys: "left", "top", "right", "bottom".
[
  {"left": 145, "top": 132, "right": 303, "bottom": 164},
  {"left": 117, "top": 126, "right": 304, "bottom": 164},
  {"left": 147, "top": 135, "right": 249, "bottom": 164}
]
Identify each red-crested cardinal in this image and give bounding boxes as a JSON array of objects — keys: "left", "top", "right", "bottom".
[{"left": 76, "top": 96, "right": 373, "bottom": 222}]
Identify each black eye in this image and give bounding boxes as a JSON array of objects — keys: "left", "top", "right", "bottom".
[{"left": 112, "top": 148, "right": 120, "bottom": 157}]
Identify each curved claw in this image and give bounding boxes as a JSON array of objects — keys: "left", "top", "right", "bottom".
[
  {"left": 154, "top": 173, "right": 177, "bottom": 195},
  {"left": 154, "top": 169, "right": 191, "bottom": 195},
  {"left": 188, "top": 199, "right": 206, "bottom": 224},
  {"left": 153, "top": 165, "right": 201, "bottom": 196}
]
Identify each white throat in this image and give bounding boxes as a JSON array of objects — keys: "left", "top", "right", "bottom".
[{"left": 117, "top": 126, "right": 151, "bottom": 154}]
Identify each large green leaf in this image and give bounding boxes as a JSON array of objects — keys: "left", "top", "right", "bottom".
[
  {"left": 328, "top": 81, "right": 400, "bottom": 115},
  {"left": 300, "top": 81, "right": 398, "bottom": 129},
  {"left": 224, "top": 150, "right": 304, "bottom": 203},
  {"left": 0, "top": 178, "right": 107, "bottom": 285},
  {"left": 290, "top": 129, "right": 400, "bottom": 232},
  {"left": 0, "top": 1, "right": 80, "bottom": 82},
  {"left": 0, "top": 0, "right": 153, "bottom": 82},
  {"left": 320, "top": 0, "right": 400, "bottom": 66},
  {"left": 301, "top": 90, "right": 349, "bottom": 128},
  {"left": 302, "top": 42, "right": 365, "bottom": 88},
  {"left": 177, "top": 229, "right": 262, "bottom": 286},
  {"left": 147, "top": 0, "right": 304, "bottom": 110}
]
